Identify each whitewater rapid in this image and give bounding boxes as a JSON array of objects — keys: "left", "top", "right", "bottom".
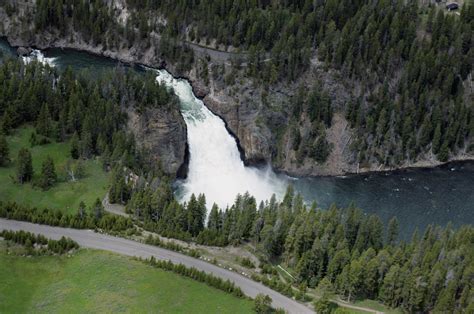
[
  {"left": 22, "top": 49, "right": 57, "bottom": 66},
  {"left": 155, "top": 70, "right": 287, "bottom": 209}
]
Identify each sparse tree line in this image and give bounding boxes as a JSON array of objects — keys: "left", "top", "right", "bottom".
[
  {"left": 144, "top": 234, "right": 201, "bottom": 259},
  {"left": 0, "top": 201, "right": 135, "bottom": 234},
  {"left": 0, "top": 229, "right": 79, "bottom": 255},
  {"left": 144, "top": 256, "right": 245, "bottom": 299},
  {"left": 142, "top": 256, "right": 283, "bottom": 313},
  {"left": 142, "top": 256, "right": 287, "bottom": 313}
]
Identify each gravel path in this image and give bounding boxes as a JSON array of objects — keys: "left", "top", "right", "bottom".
[{"left": 102, "top": 193, "right": 128, "bottom": 217}]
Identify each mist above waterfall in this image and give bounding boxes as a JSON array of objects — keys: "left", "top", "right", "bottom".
[{"left": 155, "top": 70, "right": 287, "bottom": 209}]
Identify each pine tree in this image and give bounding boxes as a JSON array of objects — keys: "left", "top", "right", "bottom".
[
  {"left": 77, "top": 201, "right": 87, "bottom": 219},
  {"left": 312, "top": 129, "right": 331, "bottom": 163},
  {"left": 0, "top": 110, "right": 13, "bottom": 135},
  {"left": 92, "top": 198, "right": 104, "bottom": 220},
  {"left": 208, "top": 203, "right": 221, "bottom": 231},
  {"left": 419, "top": 115, "right": 432, "bottom": 148},
  {"left": 39, "top": 156, "right": 57, "bottom": 189},
  {"left": 186, "top": 194, "right": 206, "bottom": 236},
  {"left": 81, "top": 130, "right": 93, "bottom": 159},
  {"left": 254, "top": 294, "right": 272, "bottom": 314},
  {"left": 437, "top": 140, "right": 450, "bottom": 162},
  {"left": 16, "top": 148, "right": 33, "bottom": 184},
  {"left": 70, "top": 132, "right": 80, "bottom": 159},
  {"left": 109, "top": 166, "right": 130, "bottom": 204},
  {"left": 380, "top": 264, "right": 403, "bottom": 307},
  {"left": 386, "top": 217, "right": 399, "bottom": 246},
  {"left": 432, "top": 123, "right": 442, "bottom": 154},
  {"left": 0, "top": 135, "right": 10, "bottom": 166},
  {"left": 36, "top": 103, "right": 52, "bottom": 137},
  {"left": 313, "top": 294, "right": 334, "bottom": 314}
]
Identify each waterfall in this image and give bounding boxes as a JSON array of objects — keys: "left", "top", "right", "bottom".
[
  {"left": 155, "top": 70, "right": 287, "bottom": 209},
  {"left": 22, "top": 49, "right": 287, "bottom": 209}
]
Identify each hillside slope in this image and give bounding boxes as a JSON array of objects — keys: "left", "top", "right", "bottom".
[{"left": 1, "top": 0, "right": 472, "bottom": 176}]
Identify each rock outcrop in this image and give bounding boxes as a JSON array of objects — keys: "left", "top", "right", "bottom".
[
  {"left": 203, "top": 91, "right": 271, "bottom": 165},
  {"left": 16, "top": 46, "right": 30, "bottom": 56},
  {"left": 127, "top": 107, "right": 187, "bottom": 177}
]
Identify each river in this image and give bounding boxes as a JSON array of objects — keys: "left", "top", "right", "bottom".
[{"left": 1, "top": 38, "right": 473, "bottom": 237}]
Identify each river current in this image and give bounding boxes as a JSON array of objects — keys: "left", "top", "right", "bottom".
[{"left": 1, "top": 38, "right": 473, "bottom": 237}]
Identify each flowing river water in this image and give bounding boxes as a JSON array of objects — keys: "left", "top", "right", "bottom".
[{"left": 1, "top": 38, "right": 473, "bottom": 238}]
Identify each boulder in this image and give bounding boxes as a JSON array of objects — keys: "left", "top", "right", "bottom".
[{"left": 16, "top": 46, "right": 31, "bottom": 56}]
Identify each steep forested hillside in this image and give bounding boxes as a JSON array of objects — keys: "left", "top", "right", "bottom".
[
  {"left": 123, "top": 0, "right": 474, "bottom": 168},
  {"left": 1, "top": 0, "right": 472, "bottom": 175}
]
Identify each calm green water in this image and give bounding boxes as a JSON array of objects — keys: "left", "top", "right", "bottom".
[
  {"left": 0, "top": 37, "right": 17, "bottom": 60},
  {"left": 1, "top": 38, "right": 473, "bottom": 238},
  {"left": 291, "top": 162, "right": 474, "bottom": 237}
]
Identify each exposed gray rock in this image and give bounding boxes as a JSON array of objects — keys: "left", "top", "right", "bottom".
[
  {"left": 127, "top": 106, "right": 187, "bottom": 177},
  {"left": 16, "top": 46, "right": 31, "bottom": 56}
]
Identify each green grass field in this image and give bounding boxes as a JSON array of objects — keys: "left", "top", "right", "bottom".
[
  {"left": 353, "top": 300, "right": 402, "bottom": 314},
  {"left": 0, "top": 242, "right": 254, "bottom": 313},
  {"left": 0, "top": 127, "right": 109, "bottom": 214}
]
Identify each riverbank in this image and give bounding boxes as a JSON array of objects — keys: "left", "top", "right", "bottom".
[{"left": 279, "top": 155, "right": 474, "bottom": 179}]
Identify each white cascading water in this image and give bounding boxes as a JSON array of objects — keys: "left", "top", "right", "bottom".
[
  {"left": 155, "top": 70, "right": 287, "bottom": 209},
  {"left": 22, "top": 49, "right": 57, "bottom": 66}
]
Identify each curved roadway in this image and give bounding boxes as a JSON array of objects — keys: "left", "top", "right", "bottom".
[{"left": 0, "top": 218, "right": 312, "bottom": 314}]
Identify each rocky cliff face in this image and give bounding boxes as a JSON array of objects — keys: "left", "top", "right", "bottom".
[
  {"left": 127, "top": 107, "right": 187, "bottom": 177},
  {"left": 196, "top": 58, "right": 355, "bottom": 175},
  {"left": 202, "top": 86, "right": 272, "bottom": 165}
]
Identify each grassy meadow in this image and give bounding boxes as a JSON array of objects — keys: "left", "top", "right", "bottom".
[
  {"left": 0, "top": 127, "right": 109, "bottom": 214},
  {"left": 0, "top": 242, "right": 254, "bottom": 313}
]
